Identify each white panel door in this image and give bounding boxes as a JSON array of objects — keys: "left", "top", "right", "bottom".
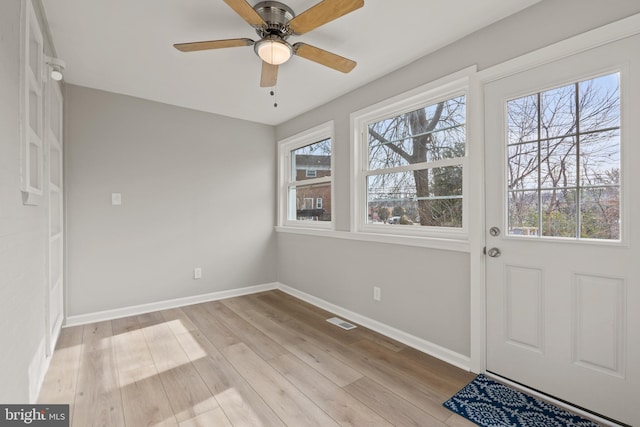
[
  {"left": 45, "top": 76, "right": 64, "bottom": 356},
  {"left": 485, "top": 35, "right": 640, "bottom": 425}
]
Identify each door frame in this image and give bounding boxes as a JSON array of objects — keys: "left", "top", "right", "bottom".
[{"left": 468, "top": 13, "right": 640, "bottom": 375}]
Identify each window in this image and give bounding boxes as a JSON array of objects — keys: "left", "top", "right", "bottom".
[
  {"left": 302, "top": 198, "right": 314, "bottom": 210},
  {"left": 278, "top": 122, "right": 334, "bottom": 228},
  {"left": 507, "top": 73, "right": 620, "bottom": 240},
  {"left": 352, "top": 73, "right": 470, "bottom": 239}
]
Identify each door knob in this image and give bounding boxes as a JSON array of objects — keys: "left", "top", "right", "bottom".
[{"left": 487, "top": 247, "right": 501, "bottom": 258}]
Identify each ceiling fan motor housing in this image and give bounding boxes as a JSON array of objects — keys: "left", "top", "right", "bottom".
[{"left": 253, "top": 1, "right": 295, "bottom": 39}]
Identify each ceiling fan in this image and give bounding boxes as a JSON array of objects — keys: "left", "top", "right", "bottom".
[{"left": 174, "top": 0, "right": 364, "bottom": 87}]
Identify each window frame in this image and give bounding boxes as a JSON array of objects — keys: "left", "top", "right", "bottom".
[
  {"left": 277, "top": 121, "right": 335, "bottom": 230},
  {"left": 350, "top": 69, "right": 473, "bottom": 242}
]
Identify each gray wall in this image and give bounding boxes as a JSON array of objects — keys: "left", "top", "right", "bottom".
[
  {"left": 275, "top": 0, "right": 640, "bottom": 358},
  {"left": 0, "top": 0, "right": 48, "bottom": 402},
  {"left": 64, "top": 85, "right": 277, "bottom": 316}
]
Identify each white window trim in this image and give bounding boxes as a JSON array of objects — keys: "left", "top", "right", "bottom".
[
  {"left": 350, "top": 66, "right": 476, "bottom": 243},
  {"left": 277, "top": 121, "right": 335, "bottom": 230}
]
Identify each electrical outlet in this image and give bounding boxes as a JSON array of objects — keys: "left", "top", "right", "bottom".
[
  {"left": 373, "top": 286, "right": 381, "bottom": 301},
  {"left": 193, "top": 267, "right": 202, "bottom": 280}
]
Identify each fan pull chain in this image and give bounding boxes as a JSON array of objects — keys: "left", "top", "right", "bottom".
[{"left": 270, "top": 89, "right": 278, "bottom": 108}]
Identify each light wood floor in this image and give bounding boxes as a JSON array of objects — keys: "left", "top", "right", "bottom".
[{"left": 38, "top": 290, "right": 477, "bottom": 426}]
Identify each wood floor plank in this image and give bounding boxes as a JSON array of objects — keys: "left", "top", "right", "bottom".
[
  {"left": 350, "top": 338, "right": 468, "bottom": 400},
  {"left": 112, "top": 317, "right": 177, "bottom": 427},
  {"left": 222, "top": 296, "right": 363, "bottom": 387},
  {"left": 267, "top": 291, "right": 407, "bottom": 352},
  {"left": 221, "top": 296, "right": 302, "bottom": 347},
  {"left": 400, "top": 345, "right": 476, "bottom": 386},
  {"left": 159, "top": 307, "right": 197, "bottom": 334},
  {"left": 157, "top": 363, "right": 219, "bottom": 423},
  {"left": 201, "top": 301, "right": 288, "bottom": 361},
  {"left": 39, "top": 290, "right": 482, "bottom": 427},
  {"left": 223, "top": 342, "right": 340, "bottom": 427},
  {"left": 73, "top": 323, "right": 126, "bottom": 427},
  {"left": 81, "top": 320, "right": 114, "bottom": 352},
  {"left": 112, "top": 319, "right": 156, "bottom": 385},
  {"left": 37, "top": 326, "right": 83, "bottom": 426},
  {"left": 111, "top": 315, "right": 142, "bottom": 335},
  {"left": 444, "top": 413, "right": 480, "bottom": 426},
  {"left": 248, "top": 293, "right": 456, "bottom": 420},
  {"left": 142, "top": 320, "right": 218, "bottom": 422},
  {"left": 256, "top": 291, "right": 363, "bottom": 346},
  {"left": 176, "top": 329, "right": 286, "bottom": 427},
  {"left": 136, "top": 310, "right": 166, "bottom": 328},
  {"left": 345, "top": 376, "right": 448, "bottom": 427},
  {"left": 182, "top": 303, "right": 241, "bottom": 349},
  {"left": 270, "top": 353, "right": 393, "bottom": 426},
  {"left": 119, "top": 378, "right": 177, "bottom": 427},
  {"left": 178, "top": 407, "right": 232, "bottom": 427},
  {"left": 38, "top": 326, "right": 83, "bottom": 403},
  {"left": 140, "top": 316, "right": 190, "bottom": 372}
]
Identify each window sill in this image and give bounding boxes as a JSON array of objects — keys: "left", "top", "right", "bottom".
[{"left": 275, "top": 226, "right": 470, "bottom": 253}]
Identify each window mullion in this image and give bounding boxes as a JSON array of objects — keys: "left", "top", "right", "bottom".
[
  {"left": 289, "top": 176, "right": 332, "bottom": 187},
  {"left": 575, "top": 81, "right": 581, "bottom": 239},
  {"left": 366, "top": 157, "right": 463, "bottom": 176}
]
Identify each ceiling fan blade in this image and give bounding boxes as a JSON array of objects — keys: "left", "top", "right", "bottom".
[
  {"left": 293, "top": 43, "right": 356, "bottom": 73},
  {"left": 260, "top": 61, "right": 278, "bottom": 87},
  {"left": 174, "top": 38, "right": 254, "bottom": 52},
  {"left": 288, "top": 0, "right": 364, "bottom": 35},
  {"left": 223, "top": 0, "right": 266, "bottom": 28}
]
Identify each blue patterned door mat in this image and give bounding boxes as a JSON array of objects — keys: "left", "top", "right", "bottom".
[{"left": 443, "top": 374, "right": 602, "bottom": 426}]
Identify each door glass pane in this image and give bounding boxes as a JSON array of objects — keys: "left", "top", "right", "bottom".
[
  {"left": 580, "top": 131, "right": 620, "bottom": 186},
  {"left": 508, "top": 191, "right": 539, "bottom": 236},
  {"left": 580, "top": 187, "right": 620, "bottom": 240},
  {"left": 540, "top": 189, "right": 577, "bottom": 237},
  {"left": 506, "top": 73, "right": 620, "bottom": 240},
  {"left": 540, "top": 83, "right": 576, "bottom": 139},
  {"left": 508, "top": 142, "right": 538, "bottom": 190},
  {"left": 539, "top": 137, "right": 577, "bottom": 189},
  {"left": 579, "top": 74, "right": 620, "bottom": 132},
  {"left": 508, "top": 93, "right": 538, "bottom": 144}
]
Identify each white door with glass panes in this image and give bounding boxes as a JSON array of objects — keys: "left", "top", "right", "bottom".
[
  {"left": 45, "top": 75, "right": 64, "bottom": 356},
  {"left": 485, "top": 34, "right": 640, "bottom": 425}
]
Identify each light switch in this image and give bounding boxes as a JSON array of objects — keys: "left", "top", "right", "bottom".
[{"left": 111, "top": 193, "right": 122, "bottom": 205}]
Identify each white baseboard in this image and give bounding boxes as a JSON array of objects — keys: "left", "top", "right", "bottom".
[
  {"left": 278, "top": 283, "right": 471, "bottom": 371},
  {"left": 62, "top": 281, "right": 470, "bottom": 372},
  {"left": 64, "top": 282, "right": 279, "bottom": 327}
]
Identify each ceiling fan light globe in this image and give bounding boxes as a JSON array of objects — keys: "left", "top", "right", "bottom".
[{"left": 256, "top": 39, "right": 291, "bottom": 65}]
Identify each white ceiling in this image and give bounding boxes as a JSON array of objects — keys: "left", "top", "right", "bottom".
[{"left": 41, "top": 0, "right": 541, "bottom": 125}]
